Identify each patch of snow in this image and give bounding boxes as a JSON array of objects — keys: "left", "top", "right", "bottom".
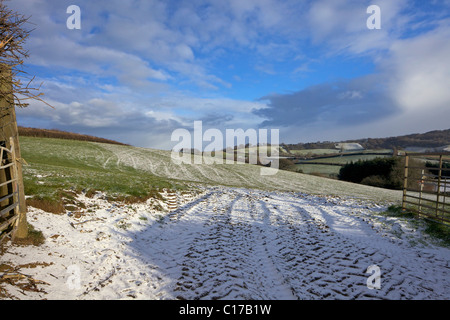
[{"left": 1, "top": 187, "right": 449, "bottom": 300}]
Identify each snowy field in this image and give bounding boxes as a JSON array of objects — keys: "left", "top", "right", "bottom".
[{"left": 1, "top": 186, "right": 449, "bottom": 300}]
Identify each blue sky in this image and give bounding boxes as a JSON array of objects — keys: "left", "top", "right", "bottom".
[{"left": 9, "top": 0, "right": 450, "bottom": 149}]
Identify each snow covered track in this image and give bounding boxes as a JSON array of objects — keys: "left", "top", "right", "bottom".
[{"left": 2, "top": 187, "right": 449, "bottom": 300}]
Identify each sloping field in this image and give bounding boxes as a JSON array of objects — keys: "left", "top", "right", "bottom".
[
  {"left": 20, "top": 136, "right": 402, "bottom": 203},
  {"left": 96, "top": 142, "right": 402, "bottom": 203}
]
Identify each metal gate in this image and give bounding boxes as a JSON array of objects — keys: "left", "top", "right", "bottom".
[
  {"left": 0, "top": 137, "right": 20, "bottom": 242},
  {"left": 402, "top": 152, "right": 450, "bottom": 223}
]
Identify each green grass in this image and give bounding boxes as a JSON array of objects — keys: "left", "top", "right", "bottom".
[
  {"left": 382, "top": 205, "right": 450, "bottom": 246},
  {"left": 295, "top": 164, "right": 341, "bottom": 176},
  {"left": 289, "top": 149, "right": 340, "bottom": 156},
  {"left": 12, "top": 223, "right": 45, "bottom": 246},
  {"left": 293, "top": 152, "right": 392, "bottom": 178},
  {"left": 423, "top": 220, "right": 450, "bottom": 246},
  {"left": 18, "top": 136, "right": 403, "bottom": 206},
  {"left": 20, "top": 136, "right": 183, "bottom": 210}
]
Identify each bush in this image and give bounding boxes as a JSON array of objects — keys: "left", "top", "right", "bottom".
[
  {"left": 360, "top": 175, "right": 386, "bottom": 188},
  {"left": 425, "top": 161, "right": 450, "bottom": 177}
]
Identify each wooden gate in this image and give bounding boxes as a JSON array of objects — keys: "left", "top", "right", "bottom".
[
  {"left": 402, "top": 152, "right": 450, "bottom": 223},
  {"left": 0, "top": 137, "right": 20, "bottom": 242}
]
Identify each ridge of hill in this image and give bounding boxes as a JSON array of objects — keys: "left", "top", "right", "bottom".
[{"left": 285, "top": 128, "right": 450, "bottom": 151}]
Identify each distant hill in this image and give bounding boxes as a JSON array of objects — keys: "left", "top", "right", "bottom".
[
  {"left": 356, "top": 129, "right": 450, "bottom": 150},
  {"left": 18, "top": 127, "right": 129, "bottom": 146},
  {"left": 285, "top": 128, "right": 450, "bottom": 151}
]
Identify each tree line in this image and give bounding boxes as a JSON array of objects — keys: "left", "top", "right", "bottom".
[
  {"left": 18, "top": 126, "right": 128, "bottom": 146},
  {"left": 338, "top": 157, "right": 404, "bottom": 190},
  {"left": 337, "top": 157, "right": 450, "bottom": 190}
]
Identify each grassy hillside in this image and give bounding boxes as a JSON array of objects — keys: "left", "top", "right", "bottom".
[
  {"left": 19, "top": 137, "right": 177, "bottom": 212},
  {"left": 19, "top": 136, "right": 403, "bottom": 211}
]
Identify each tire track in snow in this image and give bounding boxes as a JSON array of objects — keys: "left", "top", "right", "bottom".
[
  {"left": 129, "top": 187, "right": 449, "bottom": 300},
  {"left": 173, "top": 190, "right": 296, "bottom": 300},
  {"left": 254, "top": 192, "right": 450, "bottom": 299}
]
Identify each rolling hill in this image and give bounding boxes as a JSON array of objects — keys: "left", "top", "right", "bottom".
[
  {"left": 285, "top": 128, "right": 450, "bottom": 152},
  {"left": 19, "top": 135, "right": 403, "bottom": 210},
  {"left": 18, "top": 126, "right": 450, "bottom": 207}
]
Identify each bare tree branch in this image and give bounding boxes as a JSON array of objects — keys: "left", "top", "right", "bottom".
[{"left": 0, "top": 0, "right": 52, "bottom": 108}]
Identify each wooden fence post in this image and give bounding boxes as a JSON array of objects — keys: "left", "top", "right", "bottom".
[
  {"left": 402, "top": 154, "right": 409, "bottom": 212},
  {"left": 435, "top": 154, "right": 443, "bottom": 219},
  {"left": 0, "top": 64, "right": 27, "bottom": 239},
  {"left": 418, "top": 169, "right": 424, "bottom": 213}
]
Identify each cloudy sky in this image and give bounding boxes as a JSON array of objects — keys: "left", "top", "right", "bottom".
[{"left": 9, "top": 0, "right": 450, "bottom": 149}]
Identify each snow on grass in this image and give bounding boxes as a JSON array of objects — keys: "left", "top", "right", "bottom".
[
  {"left": 1, "top": 186, "right": 449, "bottom": 300},
  {"left": 19, "top": 137, "right": 402, "bottom": 203}
]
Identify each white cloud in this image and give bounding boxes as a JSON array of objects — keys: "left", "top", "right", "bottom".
[
  {"left": 307, "top": 0, "right": 408, "bottom": 56},
  {"left": 8, "top": 0, "right": 227, "bottom": 91},
  {"left": 383, "top": 22, "right": 450, "bottom": 113},
  {"left": 252, "top": 1, "right": 450, "bottom": 143},
  {"left": 16, "top": 81, "right": 268, "bottom": 149},
  {"left": 8, "top": 0, "right": 450, "bottom": 148},
  {"left": 27, "top": 35, "right": 171, "bottom": 85}
]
